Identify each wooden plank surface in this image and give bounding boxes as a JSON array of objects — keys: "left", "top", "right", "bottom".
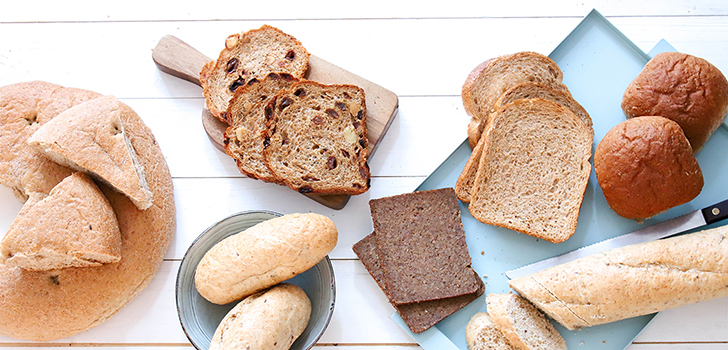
[{"left": 0, "top": 2, "right": 726, "bottom": 349}]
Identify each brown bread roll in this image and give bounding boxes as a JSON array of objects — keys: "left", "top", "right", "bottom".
[
  {"left": 595, "top": 116, "right": 703, "bottom": 219},
  {"left": 622, "top": 52, "right": 728, "bottom": 152}
]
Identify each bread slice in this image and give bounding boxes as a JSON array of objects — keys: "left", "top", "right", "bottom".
[
  {"left": 465, "top": 312, "right": 517, "bottom": 350},
  {"left": 468, "top": 99, "right": 592, "bottom": 243},
  {"left": 462, "top": 52, "right": 567, "bottom": 148},
  {"left": 0, "top": 172, "right": 122, "bottom": 271},
  {"left": 263, "top": 80, "right": 370, "bottom": 194},
  {"left": 27, "top": 95, "right": 153, "bottom": 210},
  {"left": 487, "top": 293, "right": 566, "bottom": 350},
  {"left": 223, "top": 72, "right": 299, "bottom": 182},
  {"left": 455, "top": 83, "right": 592, "bottom": 203},
  {"left": 200, "top": 25, "right": 310, "bottom": 122}
]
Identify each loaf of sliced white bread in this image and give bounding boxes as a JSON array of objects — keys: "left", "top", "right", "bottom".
[
  {"left": 224, "top": 72, "right": 300, "bottom": 183},
  {"left": 465, "top": 312, "right": 517, "bottom": 350},
  {"left": 509, "top": 225, "right": 728, "bottom": 330},
  {"left": 456, "top": 82, "right": 592, "bottom": 203},
  {"left": 467, "top": 98, "right": 592, "bottom": 243},
  {"left": 263, "top": 80, "right": 370, "bottom": 194},
  {"left": 462, "top": 52, "right": 568, "bottom": 149},
  {"left": 486, "top": 293, "right": 566, "bottom": 350},
  {"left": 0, "top": 172, "right": 121, "bottom": 271},
  {"left": 200, "top": 25, "right": 310, "bottom": 122}
]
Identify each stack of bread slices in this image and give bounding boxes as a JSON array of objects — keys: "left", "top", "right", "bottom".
[
  {"left": 200, "top": 25, "right": 371, "bottom": 196},
  {"left": 457, "top": 52, "right": 594, "bottom": 243}
]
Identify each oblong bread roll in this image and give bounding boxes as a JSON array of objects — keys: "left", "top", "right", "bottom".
[
  {"left": 509, "top": 226, "right": 728, "bottom": 330},
  {"left": 195, "top": 213, "right": 337, "bottom": 305}
]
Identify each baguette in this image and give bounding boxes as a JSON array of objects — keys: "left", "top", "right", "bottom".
[
  {"left": 465, "top": 312, "right": 516, "bottom": 350},
  {"left": 487, "top": 293, "right": 566, "bottom": 350},
  {"left": 195, "top": 213, "right": 337, "bottom": 305},
  {"left": 509, "top": 226, "right": 728, "bottom": 330}
]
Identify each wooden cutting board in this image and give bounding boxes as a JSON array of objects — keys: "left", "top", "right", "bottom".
[{"left": 152, "top": 35, "right": 399, "bottom": 209}]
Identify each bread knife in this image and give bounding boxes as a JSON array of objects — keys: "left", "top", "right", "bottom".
[{"left": 505, "top": 199, "right": 728, "bottom": 279}]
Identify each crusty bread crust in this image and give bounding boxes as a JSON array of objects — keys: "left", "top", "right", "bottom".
[
  {"left": 468, "top": 99, "right": 592, "bottom": 243},
  {"left": 465, "top": 312, "right": 516, "bottom": 350},
  {"left": 200, "top": 25, "right": 310, "bottom": 121},
  {"left": 622, "top": 52, "right": 728, "bottom": 152},
  {"left": 487, "top": 293, "right": 566, "bottom": 350},
  {"left": 509, "top": 226, "right": 728, "bottom": 330},
  {"left": 595, "top": 116, "right": 703, "bottom": 219},
  {"left": 0, "top": 81, "right": 175, "bottom": 341}
]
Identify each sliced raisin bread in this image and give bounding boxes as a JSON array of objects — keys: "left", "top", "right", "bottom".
[
  {"left": 263, "top": 81, "right": 370, "bottom": 195},
  {"left": 468, "top": 98, "right": 592, "bottom": 243},
  {"left": 455, "top": 82, "right": 592, "bottom": 203},
  {"left": 487, "top": 293, "right": 566, "bottom": 350},
  {"left": 224, "top": 72, "right": 299, "bottom": 182},
  {"left": 462, "top": 52, "right": 568, "bottom": 148},
  {"left": 200, "top": 25, "right": 310, "bottom": 122}
]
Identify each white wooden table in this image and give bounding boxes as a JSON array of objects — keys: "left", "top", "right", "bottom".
[{"left": 1, "top": 1, "right": 727, "bottom": 349}]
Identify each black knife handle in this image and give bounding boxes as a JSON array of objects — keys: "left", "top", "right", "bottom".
[{"left": 702, "top": 199, "right": 728, "bottom": 225}]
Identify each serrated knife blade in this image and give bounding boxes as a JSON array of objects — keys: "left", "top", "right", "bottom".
[{"left": 505, "top": 199, "right": 728, "bottom": 280}]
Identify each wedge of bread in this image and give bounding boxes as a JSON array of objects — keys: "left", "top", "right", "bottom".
[
  {"left": 487, "top": 293, "right": 566, "bottom": 350},
  {"left": 462, "top": 52, "right": 568, "bottom": 148},
  {"left": 263, "top": 81, "right": 370, "bottom": 195},
  {"left": 0, "top": 172, "right": 121, "bottom": 271},
  {"left": 224, "top": 72, "right": 299, "bottom": 183},
  {"left": 200, "top": 25, "right": 310, "bottom": 122},
  {"left": 465, "top": 312, "right": 517, "bottom": 350},
  {"left": 27, "top": 95, "right": 153, "bottom": 210},
  {"left": 468, "top": 98, "right": 592, "bottom": 243},
  {"left": 455, "top": 83, "right": 592, "bottom": 203}
]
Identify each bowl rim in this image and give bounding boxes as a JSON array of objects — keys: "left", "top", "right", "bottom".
[{"left": 174, "top": 210, "right": 336, "bottom": 350}]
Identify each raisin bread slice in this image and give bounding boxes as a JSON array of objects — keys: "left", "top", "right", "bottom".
[
  {"left": 263, "top": 81, "right": 370, "bottom": 195},
  {"left": 455, "top": 82, "right": 592, "bottom": 203},
  {"left": 200, "top": 25, "right": 310, "bottom": 122},
  {"left": 462, "top": 52, "right": 567, "bottom": 148},
  {"left": 223, "top": 72, "right": 299, "bottom": 182}
]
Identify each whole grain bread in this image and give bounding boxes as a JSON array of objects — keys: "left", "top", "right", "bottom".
[
  {"left": 0, "top": 172, "right": 121, "bottom": 271},
  {"left": 369, "top": 188, "right": 480, "bottom": 304},
  {"left": 0, "top": 81, "right": 175, "bottom": 341},
  {"left": 462, "top": 52, "right": 568, "bottom": 148},
  {"left": 27, "top": 95, "right": 153, "bottom": 210},
  {"left": 465, "top": 312, "right": 517, "bottom": 350},
  {"left": 622, "top": 52, "right": 728, "bottom": 152},
  {"left": 353, "top": 232, "right": 484, "bottom": 333},
  {"left": 455, "top": 82, "right": 592, "bottom": 203},
  {"left": 263, "top": 80, "right": 370, "bottom": 195},
  {"left": 223, "top": 72, "right": 299, "bottom": 182},
  {"left": 200, "top": 25, "right": 310, "bottom": 121},
  {"left": 468, "top": 99, "right": 592, "bottom": 243},
  {"left": 487, "top": 293, "right": 566, "bottom": 350},
  {"left": 595, "top": 116, "right": 703, "bottom": 219},
  {"left": 509, "top": 226, "right": 728, "bottom": 330}
]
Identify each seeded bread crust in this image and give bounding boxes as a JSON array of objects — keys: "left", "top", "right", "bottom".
[
  {"left": 465, "top": 312, "right": 517, "bottom": 350},
  {"left": 263, "top": 80, "right": 370, "bottom": 195},
  {"left": 223, "top": 72, "right": 299, "bottom": 182},
  {"left": 200, "top": 25, "right": 310, "bottom": 122},
  {"left": 456, "top": 83, "right": 592, "bottom": 203},
  {"left": 0, "top": 81, "right": 175, "bottom": 341},
  {"left": 0, "top": 172, "right": 121, "bottom": 271},
  {"left": 468, "top": 99, "right": 592, "bottom": 243},
  {"left": 462, "top": 52, "right": 567, "bottom": 148},
  {"left": 487, "top": 293, "right": 566, "bottom": 350}
]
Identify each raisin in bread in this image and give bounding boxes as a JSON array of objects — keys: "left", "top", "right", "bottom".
[
  {"left": 462, "top": 52, "right": 567, "bottom": 148},
  {"left": 263, "top": 81, "right": 370, "bottom": 194},
  {"left": 200, "top": 25, "right": 310, "bottom": 122},
  {"left": 224, "top": 72, "right": 299, "bottom": 182}
]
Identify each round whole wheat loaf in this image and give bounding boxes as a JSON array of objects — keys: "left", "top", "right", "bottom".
[{"left": 0, "top": 81, "right": 175, "bottom": 341}]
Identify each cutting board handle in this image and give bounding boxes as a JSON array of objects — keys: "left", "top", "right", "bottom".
[{"left": 152, "top": 35, "right": 210, "bottom": 86}]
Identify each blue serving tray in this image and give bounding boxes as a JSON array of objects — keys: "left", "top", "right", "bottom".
[{"left": 394, "top": 8, "right": 728, "bottom": 350}]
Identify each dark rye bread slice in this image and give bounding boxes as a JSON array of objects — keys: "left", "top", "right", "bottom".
[
  {"left": 455, "top": 82, "right": 592, "bottom": 203},
  {"left": 223, "top": 72, "right": 299, "bottom": 183},
  {"left": 469, "top": 99, "right": 593, "bottom": 243},
  {"left": 353, "top": 232, "right": 484, "bottom": 333},
  {"left": 263, "top": 80, "right": 370, "bottom": 195},
  {"left": 370, "top": 188, "right": 480, "bottom": 304},
  {"left": 200, "top": 25, "right": 310, "bottom": 122}
]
